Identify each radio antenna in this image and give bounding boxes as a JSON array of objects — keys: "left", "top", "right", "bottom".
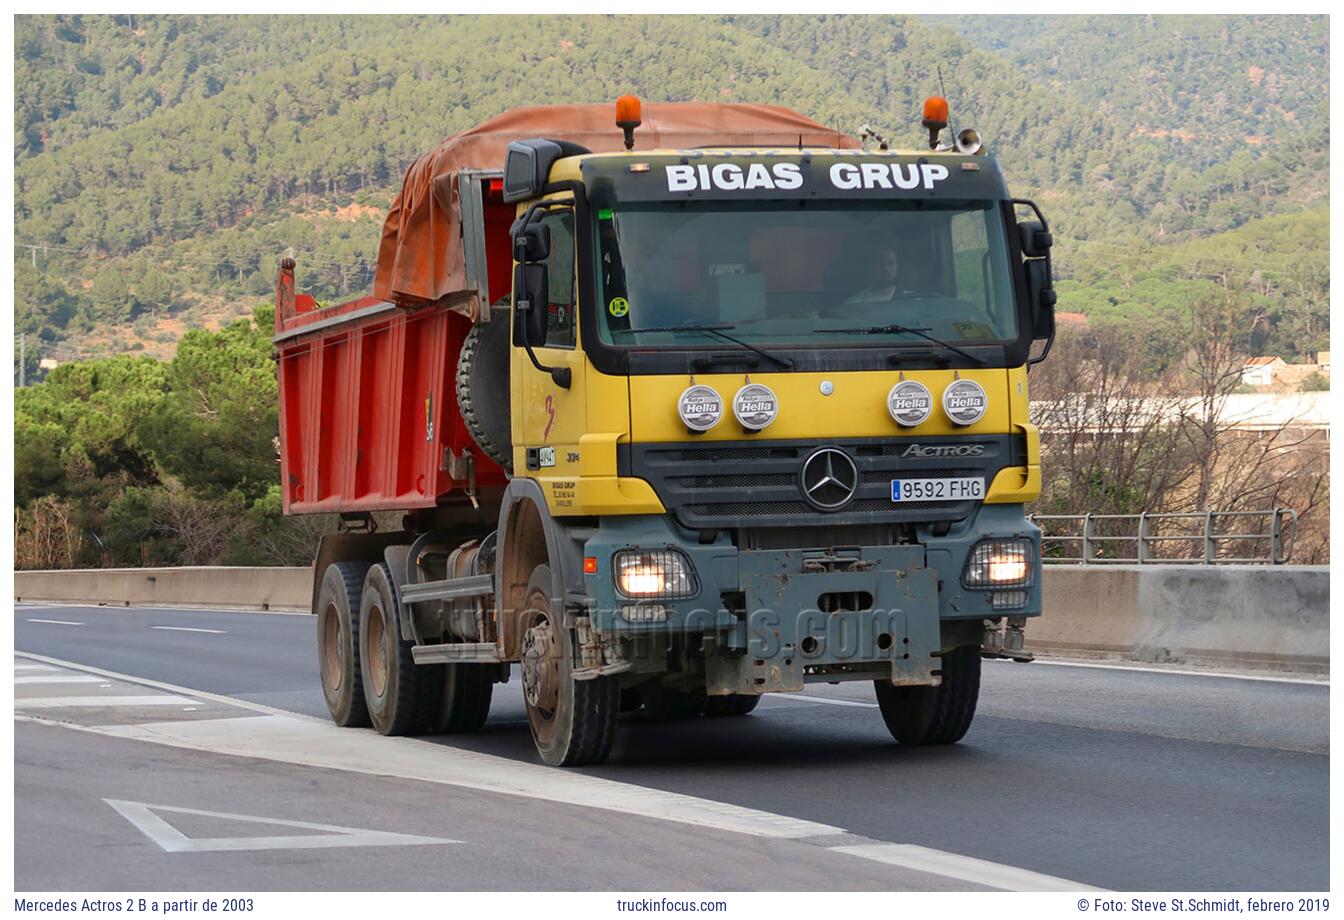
[{"left": 937, "top": 65, "right": 955, "bottom": 141}]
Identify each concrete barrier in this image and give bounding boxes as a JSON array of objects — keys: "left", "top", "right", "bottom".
[
  {"left": 1028, "top": 565, "right": 1330, "bottom": 673},
  {"left": 14, "top": 566, "right": 311, "bottom": 612},
  {"left": 14, "top": 564, "right": 1329, "bottom": 673}
]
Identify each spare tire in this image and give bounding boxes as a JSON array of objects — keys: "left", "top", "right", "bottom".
[{"left": 456, "top": 306, "right": 512, "bottom": 471}]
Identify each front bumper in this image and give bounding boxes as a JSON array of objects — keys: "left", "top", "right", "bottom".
[{"left": 581, "top": 504, "right": 1042, "bottom": 692}]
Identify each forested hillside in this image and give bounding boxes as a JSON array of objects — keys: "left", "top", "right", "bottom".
[{"left": 13, "top": 14, "right": 1330, "bottom": 368}]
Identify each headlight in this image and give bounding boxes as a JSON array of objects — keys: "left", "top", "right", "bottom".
[
  {"left": 614, "top": 550, "right": 698, "bottom": 599},
  {"left": 962, "top": 538, "right": 1035, "bottom": 588}
]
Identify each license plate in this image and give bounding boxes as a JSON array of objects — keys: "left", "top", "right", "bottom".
[{"left": 891, "top": 477, "right": 985, "bottom": 502}]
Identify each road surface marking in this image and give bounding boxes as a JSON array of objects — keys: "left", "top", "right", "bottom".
[
  {"left": 829, "top": 843, "right": 1101, "bottom": 892},
  {"left": 1007, "top": 658, "right": 1329, "bottom": 686},
  {"left": 105, "top": 799, "right": 458, "bottom": 853},
  {"left": 15, "top": 675, "right": 104, "bottom": 685},
  {"left": 17, "top": 602, "right": 309, "bottom": 616},
  {"left": 13, "top": 664, "right": 59, "bottom": 673},
  {"left": 15, "top": 695, "right": 200, "bottom": 709},
  {"left": 149, "top": 626, "right": 227, "bottom": 634},
  {"left": 772, "top": 693, "right": 878, "bottom": 708},
  {"left": 17, "top": 651, "right": 1103, "bottom": 889},
  {"left": 25, "top": 618, "right": 85, "bottom": 626}
]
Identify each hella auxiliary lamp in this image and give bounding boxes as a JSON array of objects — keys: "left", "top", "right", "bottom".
[{"left": 614, "top": 550, "right": 699, "bottom": 600}]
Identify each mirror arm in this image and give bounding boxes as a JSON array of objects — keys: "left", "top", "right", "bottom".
[{"left": 515, "top": 298, "right": 572, "bottom": 389}]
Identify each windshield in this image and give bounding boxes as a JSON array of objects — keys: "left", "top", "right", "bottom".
[{"left": 594, "top": 200, "right": 1019, "bottom": 349}]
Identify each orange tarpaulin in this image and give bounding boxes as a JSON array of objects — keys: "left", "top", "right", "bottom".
[{"left": 373, "top": 102, "right": 858, "bottom": 311}]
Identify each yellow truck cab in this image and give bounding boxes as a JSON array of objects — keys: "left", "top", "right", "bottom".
[{"left": 499, "top": 98, "right": 1055, "bottom": 759}]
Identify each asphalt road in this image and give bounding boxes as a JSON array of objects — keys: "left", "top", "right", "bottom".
[{"left": 14, "top": 602, "right": 1330, "bottom": 892}]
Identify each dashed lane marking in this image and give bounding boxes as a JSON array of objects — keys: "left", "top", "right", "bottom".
[
  {"left": 149, "top": 626, "right": 227, "bottom": 634},
  {"left": 15, "top": 675, "right": 105, "bottom": 685},
  {"left": 105, "top": 799, "right": 459, "bottom": 853},
  {"left": 16, "top": 695, "right": 202, "bottom": 710},
  {"left": 25, "top": 618, "right": 85, "bottom": 626}
]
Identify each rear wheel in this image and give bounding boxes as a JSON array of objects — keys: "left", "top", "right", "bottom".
[
  {"left": 639, "top": 683, "right": 707, "bottom": 720},
  {"left": 520, "top": 564, "right": 619, "bottom": 766},
  {"left": 874, "top": 645, "right": 981, "bottom": 745},
  {"left": 704, "top": 694, "right": 761, "bottom": 717},
  {"left": 359, "top": 564, "right": 437, "bottom": 736},
  {"left": 434, "top": 662, "right": 494, "bottom": 733},
  {"left": 316, "top": 561, "right": 372, "bottom": 727}
]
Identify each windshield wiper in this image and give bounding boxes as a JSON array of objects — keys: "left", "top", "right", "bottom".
[
  {"left": 620, "top": 322, "right": 793, "bottom": 370},
  {"left": 815, "top": 323, "right": 984, "bottom": 366}
]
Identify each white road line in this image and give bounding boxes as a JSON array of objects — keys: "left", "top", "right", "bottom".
[
  {"left": 15, "top": 695, "right": 200, "bottom": 709},
  {"left": 149, "top": 626, "right": 227, "bottom": 635},
  {"left": 16, "top": 602, "right": 309, "bottom": 616},
  {"left": 105, "top": 799, "right": 458, "bottom": 853},
  {"left": 15, "top": 675, "right": 104, "bottom": 685},
  {"left": 13, "top": 664, "right": 60, "bottom": 673},
  {"left": 25, "top": 618, "right": 85, "bottom": 626},
  {"left": 1008, "top": 657, "right": 1329, "bottom": 686},
  {"left": 830, "top": 843, "right": 1102, "bottom": 892},
  {"left": 772, "top": 692, "right": 878, "bottom": 708}
]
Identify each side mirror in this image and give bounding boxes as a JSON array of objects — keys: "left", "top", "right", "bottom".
[
  {"left": 512, "top": 221, "right": 550, "bottom": 264},
  {"left": 1018, "top": 221, "right": 1053, "bottom": 259},
  {"left": 1025, "top": 258, "right": 1056, "bottom": 340},
  {"left": 513, "top": 262, "right": 549, "bottom": 347}
]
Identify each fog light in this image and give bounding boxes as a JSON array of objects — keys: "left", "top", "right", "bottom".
[
  {"left": 621, "top": 603, "right": 668, "bottom": 623},
  {"left": 614, "top": 550, "right": 698, "bottom": 599},
  {"left": 990, "top": 589, "right": 1028, "bottom": 609},
  {"left": 963, "top": 538, "right": 1034, "bottom": 588}
]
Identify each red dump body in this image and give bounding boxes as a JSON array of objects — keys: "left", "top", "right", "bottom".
[
  {"left": 274, "top": 263, "right": 510, "bottom": 515},
  {"left": 276, "top": 103, "right": 855, "bottom": 516}
]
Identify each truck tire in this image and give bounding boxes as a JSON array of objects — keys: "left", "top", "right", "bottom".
[
  {"left": 520, "top": 564, "right": 619, "bottom": 766},
  {"left": 456, "top": 310, "right": 512, "bottom": 471},
  {"left": 704, "top": 694, "right": 761, "bottom": 717},
  {"left": 639, "top": 683, "right": 707, "bottom": 720},
  {"left": 619, "top": 688, "right": 644, "bottom": 713},
  {"left": 316, "top": 560, "right": 372, "bottom": 728},
  {"left": 359, "top": 563, "right": 438, "bottom": 736},
  {"left": 874, "top": 645, "right": 981, "bottom": 745},
  {"left": 434, "top": 662, "right": 494, "bottom": 733}
]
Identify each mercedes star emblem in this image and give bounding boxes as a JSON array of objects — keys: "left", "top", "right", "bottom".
[{"left": 799, "top": 447, "right": 859, "bottom": 511}]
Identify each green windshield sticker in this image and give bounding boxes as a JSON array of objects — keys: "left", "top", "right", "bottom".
[
  {"left": 598, "top": 208, "right": 614, "bottom": 220},
  {"left": 607, "top": 297, "right": 629, "bottom": 317}
]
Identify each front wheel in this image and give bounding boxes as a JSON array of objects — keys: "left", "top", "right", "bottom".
[
  {"left": 520, "top": 564, "right": 619, "bottom": 766},
  {"left": 874, "top": 645, "right": 981, "bottom": 745},
  {"left": 704, "top": 693, "right": 761, "bottom": 717}
]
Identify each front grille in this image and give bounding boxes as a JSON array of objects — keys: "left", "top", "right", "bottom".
[{"left": 622, "top": 434, "right": 1023, "bottom": 530}]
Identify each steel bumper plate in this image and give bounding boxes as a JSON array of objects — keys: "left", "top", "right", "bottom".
[{"left": 707, "top": 546, "right": 940, "bottom": 694}]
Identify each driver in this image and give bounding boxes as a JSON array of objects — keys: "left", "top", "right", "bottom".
[{"left": 845, "top": 240, "right": 903, "bottom": 303}]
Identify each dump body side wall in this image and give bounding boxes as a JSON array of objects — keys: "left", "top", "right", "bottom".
[{"left": 276, "top": 302, "right": 508, "bottom": 514}]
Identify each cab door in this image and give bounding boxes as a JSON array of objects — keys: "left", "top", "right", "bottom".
[{"left": 511, "top": 203, "right": 587, "bottom": 511}]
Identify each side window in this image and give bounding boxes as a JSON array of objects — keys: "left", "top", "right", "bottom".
[
  {"left": 541, "top": 211, "right": 576, "bottom": 349},
  {"left": 950, "top": 211, "right": 990, "bottom": 310}
]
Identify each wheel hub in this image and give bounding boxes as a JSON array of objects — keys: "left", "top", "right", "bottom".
[
  {"left": 322, "top": 603, "right": 343, "bottom": 691},
  {"left": 521, "top": 620, "right": 560, "bottom": 712}
]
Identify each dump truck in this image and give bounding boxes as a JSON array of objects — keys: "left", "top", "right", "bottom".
[{"left": 275, "top": 96, "right": 1056, "bottom": 766}]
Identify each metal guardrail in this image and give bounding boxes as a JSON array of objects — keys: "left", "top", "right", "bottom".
[{"left": 1029, "top": 509, "right": 1297, "bottom": 565}]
